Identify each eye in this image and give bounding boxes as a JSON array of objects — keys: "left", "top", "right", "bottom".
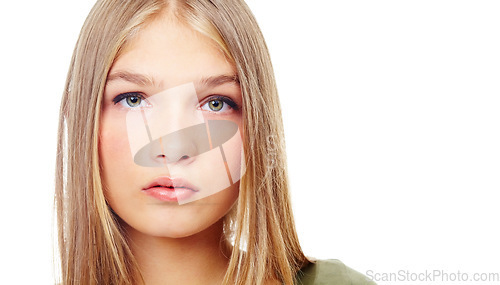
[
  {"left": 112, "top": 92, "right": 149, "bottom": 109},
  {"left": 200, "top": 96, "right": 239, "bottom": 113},
  {"left": 125, "top": 96, "right": 141, "bottom": 107},
  {"left": 208, "top": 99, "right": 223, "bottom": 111}
]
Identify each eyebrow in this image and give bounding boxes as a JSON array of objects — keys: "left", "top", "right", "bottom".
[
  {"left": 106, "top": 71, "right": 155, "bottom": 86},
  {"left": 199, "top": 74, "right": 240, "bottom": 88},
  {"left": 106, "top": 71, "right": 239, "bottom": 88}
]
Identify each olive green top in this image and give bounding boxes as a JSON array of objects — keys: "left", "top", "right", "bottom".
[{"left": 295, "top": 259, "right": 376, "bottom": 285}]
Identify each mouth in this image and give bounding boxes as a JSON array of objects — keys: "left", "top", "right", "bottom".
[
  {"left": 142, "top": 176, "right": 199, "bottom": 202},
  {"left": 150, "top": 185, "right": 192, "bottom": 190}
]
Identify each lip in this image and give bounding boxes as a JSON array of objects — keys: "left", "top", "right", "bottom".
[{"left": 142, "top": 176, "right": 199, "bottom": 202}]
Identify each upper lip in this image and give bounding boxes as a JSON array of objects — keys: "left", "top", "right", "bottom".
[{"left": 142, "top": 176, "right": 199, "bottom": 192}]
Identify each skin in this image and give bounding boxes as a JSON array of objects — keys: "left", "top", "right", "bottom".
[{"left": 99, "top": 12, "right": 245, "bottom": 284}]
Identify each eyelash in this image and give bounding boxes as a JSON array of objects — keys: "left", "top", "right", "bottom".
[
  {"left": 111, "top": 92, "right": 240, "bottom": 112},
  {"left": 201, "top": 95, "right": 239, "bottom": 112},
  {"left": 112, "top": 92, "right": 147, "bottom": 106}
]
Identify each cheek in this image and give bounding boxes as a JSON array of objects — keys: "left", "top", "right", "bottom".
[
  {"left": 99, "top": 112, "right": 134, "bottom": 180},
  {"left": 98, "top": 112, "right": 140, "bottom": 213},
  {"left": 100, "top": 109, "right": 128, "bottom": 152},
  {"left": 100, "top": 130, "right": 130, "bottom": 162}
]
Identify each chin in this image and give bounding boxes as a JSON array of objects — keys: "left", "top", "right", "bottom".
[
  {"left": 140, "top": 215, "right": 226, "bottom": 239},
  {"left": 115, "top": 183, "right": 239, "bottom": 240}
]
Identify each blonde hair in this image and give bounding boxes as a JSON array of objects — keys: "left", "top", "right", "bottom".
[{"left": 55, "top": 0, "right": 309, "bottom": 284}]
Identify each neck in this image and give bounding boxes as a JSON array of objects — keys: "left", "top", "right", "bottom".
[{"left": 125, "top": 219, "right": 231, "bottom": 285}]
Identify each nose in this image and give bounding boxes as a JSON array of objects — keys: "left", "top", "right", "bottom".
[
  {"left": 155, "top": 130, "right": 198, "bottom": 165},
  {"left": 132, "top": 120, "right": 239, "bottom": 168}
]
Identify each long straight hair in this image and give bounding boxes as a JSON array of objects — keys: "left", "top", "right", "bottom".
[{"left": 55, "top": 0, "right": 309, "bottom": 284}]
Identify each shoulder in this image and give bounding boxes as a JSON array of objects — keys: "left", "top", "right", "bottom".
[{"left": 295, "top": 259, "right": 377, "bottom": 285}]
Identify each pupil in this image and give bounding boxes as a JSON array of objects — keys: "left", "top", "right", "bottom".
[
  {"left": 209, "top": 100, "right": 223, "bottom": 111},
  {"left": 127, "top": 96, "right": 140, "bottom": 106}
]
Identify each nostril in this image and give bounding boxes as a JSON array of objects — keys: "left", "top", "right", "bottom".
[{"left": 179, "top": 155, "right": 190, "bottom": 161}]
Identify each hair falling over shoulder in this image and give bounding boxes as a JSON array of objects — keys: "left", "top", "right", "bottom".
[{"left": 55, "top": 0, "right": 309, "bottom": 284}]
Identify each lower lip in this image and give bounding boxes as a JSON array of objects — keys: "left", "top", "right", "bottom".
[{"left": 142, "top": 187, "right": 196, "bottom": 202}]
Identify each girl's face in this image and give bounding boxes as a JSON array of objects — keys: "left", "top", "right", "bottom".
[{"left": 99, "top": 16, "right": 243, "bottom": 238}]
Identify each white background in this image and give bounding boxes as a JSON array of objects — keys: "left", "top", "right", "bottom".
[{"left": 0, "top": 1, "right": 499, "bottom": 284}]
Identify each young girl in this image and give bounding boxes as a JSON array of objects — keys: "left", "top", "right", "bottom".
[{"left": 55, "top": 0, "right": 374, "bottom": 284}]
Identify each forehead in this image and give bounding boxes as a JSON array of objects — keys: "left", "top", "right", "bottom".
[{"left": 110, "top": 15, "right": 235, "bottom": 89}]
